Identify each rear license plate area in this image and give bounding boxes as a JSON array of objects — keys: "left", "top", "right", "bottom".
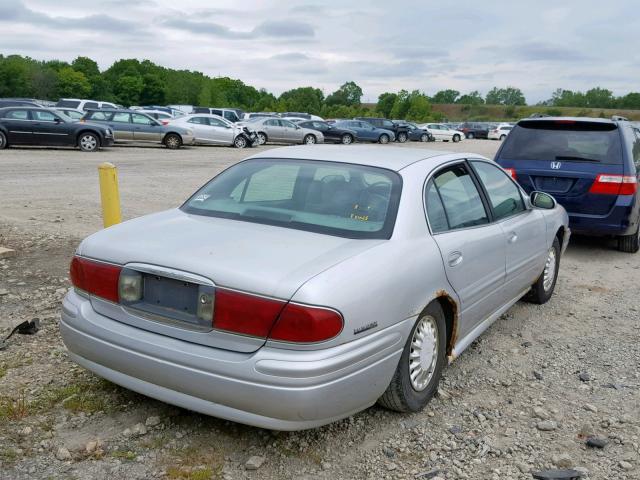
[
  {"left": 534, "top": 176, "right": 575, "bottom": 194},
  {"left": 127, "top": 274, "right": 213, "bottom": 330}
]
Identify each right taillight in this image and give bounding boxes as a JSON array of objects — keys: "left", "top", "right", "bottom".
[
  {"left": 212, "top": 289, "right": 343, "bottom": 343},
  {"left": 504, "top": 168, "right": 517, "bottom": 179},
  {"left": 589, "top": 174, "right": 638, "bottom": 195}
]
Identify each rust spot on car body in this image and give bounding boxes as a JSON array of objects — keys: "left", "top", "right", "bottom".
[{"left": 434, "top": 289, "right": 459, "bottom": 363}]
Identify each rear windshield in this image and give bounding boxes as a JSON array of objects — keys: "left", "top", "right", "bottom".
[
  {"left": 501, "top": 120, "right": 622, "bottom": 164},
  {"left": 181, "top": 158, "right": 402, "bottom": 239}
]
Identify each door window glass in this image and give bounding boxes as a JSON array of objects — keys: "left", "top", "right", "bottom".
[
  {"left": 432, "top": 164, "right": 489, "bottom": 230},
  {"left": 90, "top": 111, "right": 113, "bottom": 121},
  {"left": 281, "top": 120, "right": 296, "bottom": 128},
  {"left": 33, "top": 110, "right": 57, "bottom": 121},
  {"left": 264, "top": 119, "right": 279, "bottom": 126},
  {"left": 4, "top": 110, "right": 29, "bottom": 120},
  {"left": 83, "top": 102, "right": 99, "bottom": 110},
  {"left": 111, "top": 113, "right": 130, "bottom": 123},
  {"left": 425, "top": 181, "right": 449, "bottom": 233},
  {"left": 188, "top": 117, "right": 209, "bottom": 125},
  {"left": 132, "top": 114, "right": 155, "bottom": 125},
  {"left": 209, "top": 118, "right": 227, "bottom": 128},
  {"left": 471, "top": 161, "right": 525, "bottom": 220}
]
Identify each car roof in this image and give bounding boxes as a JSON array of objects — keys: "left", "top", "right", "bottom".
[
  {"left": 85, "top": 108, "right": 144, "bottom": 113},
  {"left": 518, "top": 116, "right": 617, "bottom": 125},
  {"left": 246, "top": 145, "right": 458, "bottom": 171}
]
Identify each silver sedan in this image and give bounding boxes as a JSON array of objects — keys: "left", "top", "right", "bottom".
[
  {"left": 60, "top": 146, "right": 569, "bottom": 430},
  {"left": 241, "top": 117, "right": 324, "bottom": 145}
]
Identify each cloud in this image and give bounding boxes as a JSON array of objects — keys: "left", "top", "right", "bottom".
[
  {"left": 269, "top": 52, "right": 311, "bottom": 62},
  {"left": 253, "top": 20, "right": 314, "bottom": 38},
  {"left": 161, "top": 18, "right": 314, "bottom": 39},
  {"left": 514, "top": 42, "right": 591, "bottom": 62},
  {"left": 0, "top": 0, "right": 138, "bottom": 32}
]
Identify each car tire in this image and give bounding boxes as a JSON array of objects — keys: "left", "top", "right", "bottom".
[
  {"left": 0, "top": 131, "right": 7, "bottom": 149},
  {"left": 500, "top": 134, "right": 506, "bottom": 141},
  {"left": 304, "top": 134, "right": 317, "bottom": 145},
  {"left": 378, "top": 302, "right": 447, "bottom": 413},
  {"left": 78, "top": 132, "right": 99, "bottom": 152},
  {"left": 617, "top": 224, "right": 640, "bottom": 253},
  {"left": 341, "top": 134, "right": 354, "bottom": 145},
  {"left": 525, "top": 237, "right": 560, "bottom": 304},
  {"left": 397, "top": 132, "right": 408, "bottom": 143},
  {"left": 420, "top": 133, "right": 429, "bottom": 142},
  {"left": 452, "top": 134, "right": 461, "bottom": 143},
  {"left": 466, "top": 132, "right": 474, "bottom": 139},
  {"left": 164, "top": 134, "right": 182, "bottom": 149},
  {"left": 257, "top": 132, "right": 267, "bottom": 145},
  {"left": 233, "top": 135, "right": 248, "bottom": 148},
  {"left": 379, "top": 134, "right": 390, "bottom": 144}
]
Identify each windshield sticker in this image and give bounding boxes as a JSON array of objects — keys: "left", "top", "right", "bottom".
[{"left": 193, "top": 194, "right": 210, "bottom": 202}]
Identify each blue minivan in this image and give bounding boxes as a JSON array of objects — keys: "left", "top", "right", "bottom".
[{"left": 495, "top": 117, "right": 640, "bottom": 252}]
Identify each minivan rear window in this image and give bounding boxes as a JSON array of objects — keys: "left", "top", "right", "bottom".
[
  {"left": 182, "top": 158, "right": 402, "bottom": 239},
  {"left": 500, "top": 120, "right": 622, "bottom": 164}
]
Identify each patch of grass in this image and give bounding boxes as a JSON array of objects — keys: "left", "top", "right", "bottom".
[
  {"left": 161, "top": 445, "right": 223, "bottom": 480},
  {"left": 0, "top": 365, "right": 7, "bottom": 380},
  {"left": 32, "top": 378, "right": 122, "bottom": 414},
  {"left": 0, "top": 447, "right": 20, "bottom": 465},
  {"left": 166, "top": 466, "right": 214, "bottom": 480},
  {"left": 0, "top": 391, "right": 29, "bottom": 421},
  {"left": 111, "top": 450, "right": 137, "bottom": 461}
]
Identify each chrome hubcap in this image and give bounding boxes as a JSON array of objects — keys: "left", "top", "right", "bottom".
[
  {"left": 258, "top": 134, "right": 266, "bottom": 145},
  {"left": 381, "top": 136, "right": 388, "bottom": 144},
  {"left": 342, "top": 135, "right": 352, "bottom": 144},
  {"left": 235, "top": 137, "right": 246, "bottom": 147},
  {"left": 543, "top": 247, "right": 557, "bottom": 291},
  {"left": 409, "top": 316, "right": 438, "bottom": 391},
  {"left": 81, "top": 135, "right": 97, "bottom": 150},
  {"left": 305, "top": 136, "right": 315, "bottom": 144}
]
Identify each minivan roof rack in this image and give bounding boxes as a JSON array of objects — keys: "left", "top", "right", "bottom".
[{"left": 611, "top": 115, "right": 628, "bottom": 121}]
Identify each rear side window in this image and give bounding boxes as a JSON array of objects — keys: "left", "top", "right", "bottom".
[
  {"left": 471, "top": 161, "right": 525, "bottom": 220},
  {"left": 430, "top": 164, "right": 489, "bottom": 230},
  {"left": 83, "top": 102, "right": 99, "bottom": 110},
  {"left": 111, "top": 112, "right": 130, "bottom": 123},
  {"left": 500, "top": 120, "right": 622, "bottom": 164},
  {"left": 3, "top": 110, "right": 29, "bottom": 119},
  {"left": 90, "top": 111, "right": 113, "bottom": 121},
  {"left": 56, "top": 100, "right": 80, "bottom": 108},
  {"left": 632, "top": 129, "right": 640, "bottom": 170}
]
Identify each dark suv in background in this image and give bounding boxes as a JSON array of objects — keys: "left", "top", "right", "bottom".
[
  {"left": 458, "top": 122, "right": 489, "bottom": 139},
  {"left": 495, "top": 117, "right": 640, "bottom": 252},
  {"left": 355, "top": 117, "right": 410, "bottom": 143}
]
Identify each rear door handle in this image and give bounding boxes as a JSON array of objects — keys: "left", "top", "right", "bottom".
[
  {"left": 508, "top": 232, "right": 518, "bottom": 244},
  {"left": 448, "top": 251, "right": 463, "bottom": 267}
]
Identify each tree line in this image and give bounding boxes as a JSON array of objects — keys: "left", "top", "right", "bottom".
[{"left": 2, "top": 54, "right": 640, "bottom": 122}]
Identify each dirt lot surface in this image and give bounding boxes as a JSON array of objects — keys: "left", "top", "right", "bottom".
[{"left": 0, "top": 140, "right": 638, "bottom": 480}]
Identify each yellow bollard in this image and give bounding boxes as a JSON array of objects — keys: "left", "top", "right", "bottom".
[{"left": 98, "top": 162, "right": 122, "bottom": 228}]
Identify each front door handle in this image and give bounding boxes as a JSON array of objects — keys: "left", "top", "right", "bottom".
[
  {"left": 508, "top": 232, "right": 518, "bottom": 244},
  {"left": 448, "top": 251, "right": 463, "bottom": 267}
]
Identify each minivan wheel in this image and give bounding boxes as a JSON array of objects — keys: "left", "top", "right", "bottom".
[
  {"left": 234, "top": 135, "right": 248, "bottom": 148},
  {"left": 466, "top": 132, "right": 474, "bottom": 139},
  {"left": 304, "top": 134, "right": 317, "bottom": 145},
  {"left": 164, "top": 134, "right": 182, "bottom": 149},
  {"left": 257, "top": 132, "right": 267, "bottom": 145},
  {"left": 397, "top": 132, "right": 408, "bottom": 143},
  {"left": 618, "top": 224, "right": 640, "bottom": 253},
  {"left": 0, "top": 131, "right": 7, "bottom": 149},
  {"left": 452, "top": 134, "right": 461, "bottom": 143},
  {"left": 420, "top": 133, "right": 429, "bottom": 142},
  {"left": 341, "top": 133, "right": 354, "bottom": 145},
  {"left": 525, "top": 237, "right": 560, "bottom": 304},
  {"left": 78, "top": 132, "right": 99, "bottom": 152},
  {"left": 379, "top": 134, "right": 390, "bottom": 144},
  {"left": 378, "top": 302, "right": 446, "bottom": 413}
]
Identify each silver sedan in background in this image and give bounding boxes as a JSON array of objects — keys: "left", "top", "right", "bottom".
[
  {"left": 60, "top": 146, "right": 569, "bottom": 430},
  {"left": 240, "top": 117, "right": 324, "bottom": 145},
  {"left": 169, "top": 114, "right": 258, "bottom": 148}
]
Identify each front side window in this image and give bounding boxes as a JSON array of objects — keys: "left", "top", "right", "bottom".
[
  {"left": 281, "top": 120, "right": 296, "bottom": 128},
  {"left": 188, "top": 117, "right": 209, "bottom": 125},
  {"left": 182, "top": 158, "right": 402, "bottom": 239},
  {"left": 209, "top": 117, "right": 227, "bottom": 128},
  {"left": 132, "top": 114, "right": 155, "bottom": 125},
  {"left": 91, "top": 111, "right": 114, "bottom": 121},
  {"left": 430, "top": 164, "right": 488, "bottom": 230},
  {"left": 33, "top": 110, "right": 58, "bottom": 121},
  {"left": 471, "top": 161, "right": 525, "bottom": 220},
  {"left": 111, "top": 112, "right": 130, "bottom": 123}
]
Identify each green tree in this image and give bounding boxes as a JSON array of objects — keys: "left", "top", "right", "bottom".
[
  {"left": 56, "top": 67, "right": 91, "bottom": 98},
  {"left": 140, "top": 73, "right": 166, "bottom": 105},
  {"left": 279, "top": 87, "right": 324, "bottom": 114},
  {"left": 486, "top": 86, "right": 526, "bottom": 105},
  {"left": 584, "top": 87, "right": 614, "bottom": 108},
  {"left": 390, "top": 90, "right": 411, "bottom": 119},
  {"left": 325, "top": 81, "right": 363, "bottom": 106},
  {"left": 113, "top": 74, "right": 143, "bottom": 106},
  {"left": 0, "top": 55, "right": 35, "bottom": 97},
  {"left": 71, "top": 56, "right": 100, "bottom": 79},
  {"left": 617, "top": 92, "right": 640, "bottom": 109},
  {"left": 376, "top": 92, "right": 397, "bottom": 118},
  {"left": 431, "top": 89, "right": 459, "bottom": 104},
  {"left": 405, "top": 91, "right": 432, "bottom": 122},
  {"left": 456, "top": 91, "right": 484, "bottom": 105}
]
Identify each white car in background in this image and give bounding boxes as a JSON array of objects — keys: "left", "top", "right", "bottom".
[
  {"left": 137, "top": 110, "right": 174, "bottom": 124},
  {"left": 419, "top": 123, "right": 463, "bottom": 142},
  {"left": 168, "top": 114, "right": 258, "bottom": 148},
  {"left": 488, "top": 124, "right": 513, "bottom": 140}
]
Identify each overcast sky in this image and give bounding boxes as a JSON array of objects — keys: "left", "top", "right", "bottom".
[{"left": 1, "top": 0, "right": 638, "bottom": 103}]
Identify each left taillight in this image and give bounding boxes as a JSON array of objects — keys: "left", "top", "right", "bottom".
[
  {"left": 589, "top": 174, "right": 638, "bottom": 195},
  {"left": 70, "top": 256, "right": 121, "bottom": 303},
  {"left": 504, "top": 168, "right": 517, "bottom": 179},
  {"left": 269, "top": 303, "right": 343, "bottom": 343}
]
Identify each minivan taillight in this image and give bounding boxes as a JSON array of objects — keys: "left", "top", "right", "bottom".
[
  {"left": 212, "top": 289, "right": 344, "bottom": 343},
  {"left": 504, "top": 168, "right": 517, "bottom": 179},
  {"left": 589, "top": 174, "right": 638, "bottom": 195},
  {"left": 70, "top": 256, "right": 121, "bottom": 302}
]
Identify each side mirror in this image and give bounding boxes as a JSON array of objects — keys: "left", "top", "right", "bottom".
[
  {"left": 54, "top": 118, "right": 62, "bottom": 124},
  {"left": 295, "top": 125, "right": 300, "bottom": 130},
  {"left": 530, "top": 191, "right": 556, "bottom": 209}
]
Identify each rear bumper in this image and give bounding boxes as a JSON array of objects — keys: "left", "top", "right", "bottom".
[
  {"left": 568, "top": 198, "right": 638, "bottom": 236},
  {"left": 60, "top": 290, "right": 405, "bottom": 430}
]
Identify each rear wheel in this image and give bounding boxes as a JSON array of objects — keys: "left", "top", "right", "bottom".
[
  {"left": 234, "top": 135, "right": 248, "bottom": 148},
  {"left": 0, "top": 131, "right": 7, "bottom": 149},
  {"left": 304, "top": 134, "right": 317, "bottom": 145},
  {"left": 164, "top": 134, "right": 182, "bottom": 149},
  {"left": 500, "top": 134, "right": 506, "bottom": 141},
  {"left": 78, "top": 132, "right": 99, "bottom": 152},
  {"left": 378, "top": 302, "right": 446, "bottom": 412},
  {"left": 257, "top": 132, "right": 267, "bottom": 145},
  {"left": 420, "top": 133, "right": 429, "bottom": 142},
  {"left": 397, "top": 132, "right": 408, "bottom": 143},
  {"left": 452, "top": 134, "right": 461, "bottom": 142},
  {"left": 379, "top": 134, "right": 390, "bottom": 144},
  {"left": 525, "top": 237, "right": 560, "bottom": 304},
  {"left": 466, "top": 132, "right": 474, "bottom": 139},
  {"left": 618, "top": 224, "right": 640, "bottom": 253},
  {"left": 341, "top": 134, "right": 354, "bottom": 145}
]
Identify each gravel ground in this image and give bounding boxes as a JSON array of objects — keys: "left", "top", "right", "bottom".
[{"left": 0, "top": 140, "right": 638, "bottom": 480}]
